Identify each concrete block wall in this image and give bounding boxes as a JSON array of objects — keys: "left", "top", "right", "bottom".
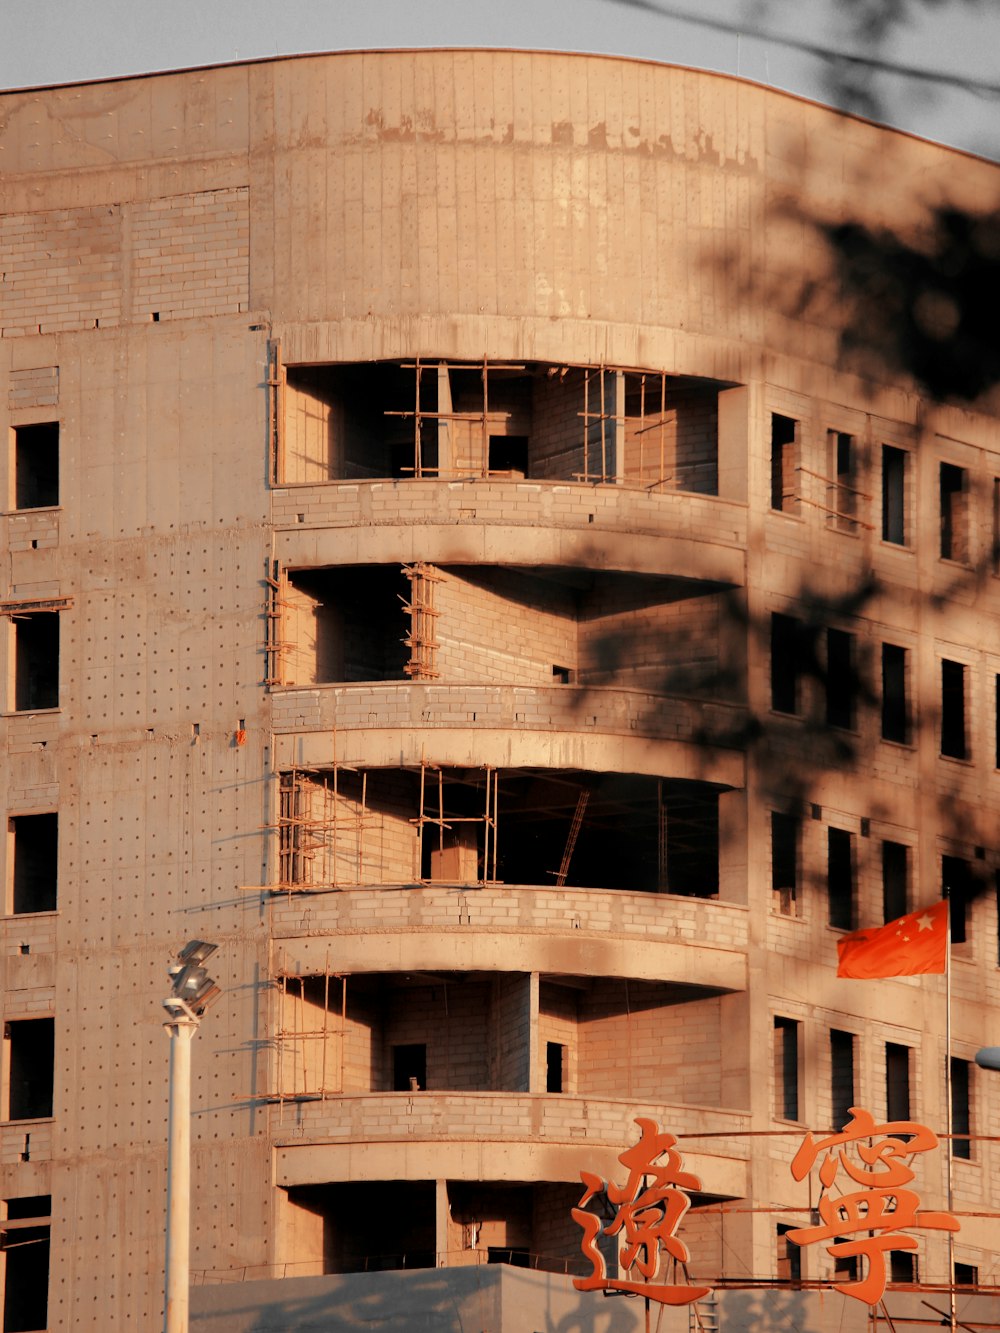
[
  {"left": 434, "top": 566, "right": 579, "bottom": 685},
  {"left": 579, "top": 983, "right": 724, "bottom": 1106}
]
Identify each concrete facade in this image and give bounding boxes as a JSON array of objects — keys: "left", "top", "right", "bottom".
[{"left": 0, "top": 47, "right": 998, "bottom": 1330}]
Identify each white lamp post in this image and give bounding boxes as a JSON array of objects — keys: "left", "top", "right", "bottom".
[{"left": 162, "top": 941, "right": 220, "bottom": 1333}]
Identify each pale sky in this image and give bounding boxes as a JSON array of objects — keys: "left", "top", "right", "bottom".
[{"left": 1, "top": 0, "right": 997, "bottom": 159}]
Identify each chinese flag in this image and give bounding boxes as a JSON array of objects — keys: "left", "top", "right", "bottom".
[{"left": 836, "top": 900, "right": 948, "bottom": 979}]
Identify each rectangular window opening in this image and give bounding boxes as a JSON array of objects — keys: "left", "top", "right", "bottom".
[
  {"left": 951, "top": 1057, "right": 972, "bottom": 1161},
  {"left": 954, "top": 1263, "right": 979, "bottom": 1288},
  {"left": 770, "top": 414, "right": 799, "bottom": 513},
  {"left": 943, "top": 855, "right": 972, "bottom": 946},
  {"left": 11, "top": 615, "right": 59, "bottom": 713},
  {"left": 546, "top": 1041, "right": 566, "bottom": 1094},
  {"left": 776, "top": 1224, "right": 802, "bottom": 1284},
  {"left": 12, "top": 424, "right": 59, "bottom": 512},
  {"left": 882, "top": 841, "right": 909, "bottom": 923},
  {"left": 770, "top": 614, "right": 801, "bottom": 715},
  {"left": 826, "top": 628, "right": 855, "bottom": 730},
  {"left": 890, "top": 1251, "right": 916, "bottom": 1284},
  {"left": 392, "top": 1043, "right": 426, "bottom": 1093},
  {"left": 885, "top": 1042, "right": 911, "bottom": 1122},
  {"left": 941, "top": 659, "right": 968, "bottom": 760},
  {"left": 940, "top": 462, "right": 969, "bottom": 562},
  {"left": 4, "top": 1019, "right": 54, "bottom": 1122},
  {"left": 827, "top": 828, "right": 855, "bottom": 931},
  {"left": 774, "top": 1017, "right": 800, "bottom": 1121},
  {"left": 882, "top": 445, "right": 907, "bottom": 545},
  {"left": 771, "top": 814, "right": 799, "bottom": 916},
  {"left": 2, "top": 1194, "right": 50, "bottom": 1333},
  {"left": 830, "top": 1029, "right": 856, "bottom": 1130},
  {"left": 487, "top": 435, "right": 529, "bottom": 478},
  {"left": 828, "top": 430, "right": 857, "bottom": 532},
  {"left": 8, "top": 815, "right": 57, "bottom": 915},
  {"left": 881, "top": 644, "right": 909, "bottom": 744}
]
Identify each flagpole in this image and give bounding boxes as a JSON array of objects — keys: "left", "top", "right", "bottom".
[{"left": 944, "top": 894, "right": 956, "bottom": 1333}]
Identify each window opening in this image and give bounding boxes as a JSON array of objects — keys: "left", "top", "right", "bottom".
[
  {"left": 955, "top": 1263, "right": 979, "bottom": 1287},
  {"left": 770, "top": 414, "right": 798, "bottom": 513},
  {"left": 940, "top": 462, "right": 969, "bottom": 562},
  {"left": 770, "top": 613, "right": 802, "bottom": 714},
  {"left": 890, "top": 1251, "right": 916, "bottom": 1283},
  {"left": 942, "top": 855, "right": 972, "bottom": 946},
  {"left": 11, "top": 614, "right": 59, "bottom": 712},
  {"left": 546, "top": 1042, "right": 566, "bottom": 1094},
  {"left": 993, "top": 478, "right": 1000, "bottom": 575},
  {"left": 1, "top": 1196, "right": 50, "bottom": 1333},
  {"left": 830, "top": 1030, "right": 855, "bottom": 1130},
  {"left": 941, "top": 660, "right": 968, "bottom": 760},
  {"left": 12, "top": 424, "right": 58, "bottom": 511},
  {"left": 826, "top": 629, "right": 855, "bottom": 730},
  {"left": 827, "top": 827, "right": 855, "bottom": 930},
  {"left": 950, "top": 1058, "right": 971, "bottom": 1160},
  {"left": 393, "top": 1044, "right": 427, "bottom": 1093},
  {"left": 882, "top": 841, "right": 908, "bottom": 923},
  {"left": 774, "top": 1017, "right": 799, "bottom": 1120},
  {"left": 881, "top": 644, "right": 909, "bottom": 744},
  {"left": 830, "top": 431, "right": 856, "bottom": 531},
  {"left": 8, "top": 815, "right": 57, "bottom": 915},
  {"left": 771, "top": 814, "right": 799, "bottom": 915},
  {"left": 882, "top": 446, "right": 907, "bottom": 545},
  {"left": 885, "top": 1043, "right": 911, "bottom": 1122},
  {"left": 995, "top": 674, "right": 999, "bottom": 769},
  {"left": 4, "top": 1019, "right": 54, "bottom": 1121},
  {"left": 776, "top": 1224, "right": 802, "bottom": 1284}
]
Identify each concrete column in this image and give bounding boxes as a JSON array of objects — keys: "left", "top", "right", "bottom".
[
  {"left": 437, "top": 362, "right": 453, "bottom": 476},
  {"left": 527, "top": 972, "right": 541, "bottom": 1094},
  {"left": 435, "top": 1179, "right": 450, "bottom": 1267}
]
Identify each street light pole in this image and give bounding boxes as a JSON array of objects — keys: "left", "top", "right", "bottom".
[
  {"left": 162, "top": 941, "right": 220, "bottom": 1333},
  {"left": 164, "top": 1015, "right": 197, "bottom": 1333}
]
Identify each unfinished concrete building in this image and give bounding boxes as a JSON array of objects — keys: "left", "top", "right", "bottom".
[{"left": 0, "top": 47, "right": 998, "bottom": 1332}]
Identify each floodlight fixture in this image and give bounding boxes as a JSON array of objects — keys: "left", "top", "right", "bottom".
[{"left": 165, "top": 940, "right": 221, "bottom": 1019}]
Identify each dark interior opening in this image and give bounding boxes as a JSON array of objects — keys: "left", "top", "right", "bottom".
[
  {"left": 882, "top": 446, "right": 906, "bottom": 545},
  {"left": 2, "top": 1196, "right": 50, "bottom": 1333},
  {"left": 545, "top": 1041, "right": 565, "bottom": 1094},
  {"left": 392, "top": 1044, "right": 427, "bottom": 1092},
  {"left": 13, "top": 424, "right": 59, "bottom": 511},
  {"left": 10, "top": 815, "right": 57, "bottom": 915},
  {"left": 14, "top": 615, "right": 59, "bottom": 712},
  {"left": 7, "top": 1019, "right": 54, "bottom": 1121}
]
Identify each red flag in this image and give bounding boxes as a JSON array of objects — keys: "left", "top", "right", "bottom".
[{"left": 836, "top": 900, "right": 948, "bottom": 979}]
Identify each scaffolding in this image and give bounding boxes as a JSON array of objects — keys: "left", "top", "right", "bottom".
[
  {"left": 378, "top": 357, "right": 680, "bottom": 489},
  {"left": 273, "top": 763, "right": 721, "bottom": 897},
  {"left": 401, "top": 563, "right": 442, "bottom": 680}
]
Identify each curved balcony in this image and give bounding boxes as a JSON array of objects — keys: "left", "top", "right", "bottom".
[
  {"left": 273, "top": 1093, "right": 750, "bottom": 1200},
  {"left": 273, "top": 478, "right": 747, "bottom": 587},
  {"left": 271, "top": 683, "right": 747, "bottom": 786},
  {"left": 271, "top": 886, "right": 749, "bottom": 985}
]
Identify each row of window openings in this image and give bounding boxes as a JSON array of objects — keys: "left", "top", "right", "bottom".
[
  {"left": 772, "top": 822, "right": 986, "bottom": 946},
  {"left": 772, "top": 616, "right": 994, "bottom": 764},
  {"left": 775, "top": 1225, "right": 955, "bottom": 1287},
  {"left": 771, "top": 415, "right": 999, "bottom": 566},
  {"left": 774, "top": 1024, "right": 975, "bottom": 1162}
]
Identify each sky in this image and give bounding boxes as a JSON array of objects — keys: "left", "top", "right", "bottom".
[{"left": 0, "top": 0, "right": 998, "bottom": 159}]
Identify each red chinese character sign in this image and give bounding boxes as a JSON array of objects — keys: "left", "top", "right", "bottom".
[
  {"left": 786, "top": 1107, "right": 959, "bottom": 1305},
  {"left": 572, "top": 1117, "right": 711, "bottom": 1305}
]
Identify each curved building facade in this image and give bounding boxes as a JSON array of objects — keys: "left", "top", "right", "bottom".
[{"left": 0, "top": 47, "right": 998, "bottom": 1331}]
